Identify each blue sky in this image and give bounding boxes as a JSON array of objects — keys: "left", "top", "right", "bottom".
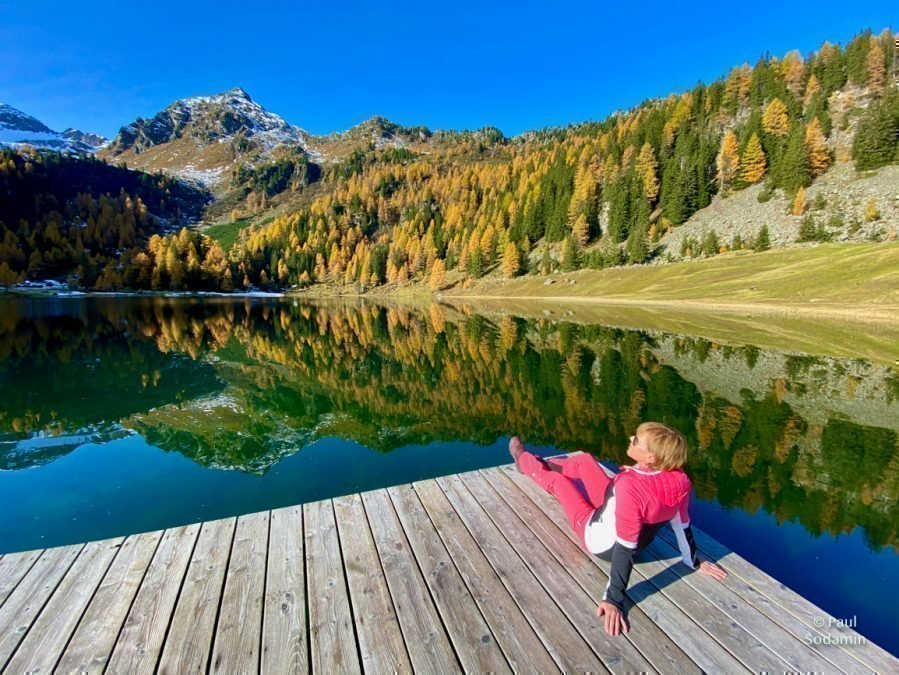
[{"left": 1, "top": 1, "right": 895, "bottom": 138}]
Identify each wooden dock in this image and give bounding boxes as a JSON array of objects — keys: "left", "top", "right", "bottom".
[{"left": 0, "top": 460, "right": 896, "bottom": 674}]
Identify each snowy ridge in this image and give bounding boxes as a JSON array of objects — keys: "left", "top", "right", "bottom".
[
  {"left": 178, "top": 87, "right": 308, "bottom": 146},
  {"left": 0, "top": 102, "right": 104, "bottom": 154}
]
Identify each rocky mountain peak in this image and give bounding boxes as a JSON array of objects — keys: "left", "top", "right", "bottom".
[{"left": 107, "top": 88, "right": 306, "bottom": 157}]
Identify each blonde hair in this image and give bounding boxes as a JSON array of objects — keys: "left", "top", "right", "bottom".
[{"left": 637, "top": 422, "right": 688, "bottom": 471}]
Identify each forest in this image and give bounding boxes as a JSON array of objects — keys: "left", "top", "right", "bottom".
[{"left": 0, "top": 29, "right": 897, "bottom": 291}]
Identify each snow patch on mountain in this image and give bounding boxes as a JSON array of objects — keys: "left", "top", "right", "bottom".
[{"left": 0, "top": 102, "right": 104, "bottom": 153}]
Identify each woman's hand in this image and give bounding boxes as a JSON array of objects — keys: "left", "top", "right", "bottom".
[
  {"left": 596, "top": 601, "right": 629, "bottom": 636},
  {"left": 698, "top": 558, "right": 727, "bottom": 580}
]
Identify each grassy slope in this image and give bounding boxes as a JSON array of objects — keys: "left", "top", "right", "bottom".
[
  {"left": 203, "top": 219, "right": 250, "bottom": 251},
  {"left": 449, "top": 242, "right": 899, "bottom": 309}
]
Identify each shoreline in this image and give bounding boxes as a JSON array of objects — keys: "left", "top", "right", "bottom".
[{"left": 5, "top": 285, "right": 898, "bottom": 325}]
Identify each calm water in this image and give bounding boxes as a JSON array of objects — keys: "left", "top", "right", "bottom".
[{"left": 1, "top": 295, "right": 897, "bottom": 653}]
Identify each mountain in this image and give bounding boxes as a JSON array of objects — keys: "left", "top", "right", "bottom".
[
  {"left": 101, "top": 89, "right": 489, "bottom": 187},
  {"left": 2, "top": 28, "right": 898, "bottom": 295},
  {"left": 0, "top": 103, "right": 105, "bottom": 153},
  {"left": 102, "top": 87, "right": 309, "bottom": 187},
  {"left": 61, "top": 128, "right": 108, "bottom": 148}
]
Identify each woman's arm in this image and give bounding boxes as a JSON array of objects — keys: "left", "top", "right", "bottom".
[
  {"left": 597, "top": 476, "right": 642, "bottom": 634},
  {"left": 675, "top": 498, "right": 727, "bottom": 579}
]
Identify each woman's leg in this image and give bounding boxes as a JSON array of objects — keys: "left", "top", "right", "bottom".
[
  {"left": 550, "top": 453, "right": 615, "bottom": 508},
  {"left": 512, "top": 444, "right": 595, "bottom": 549}
]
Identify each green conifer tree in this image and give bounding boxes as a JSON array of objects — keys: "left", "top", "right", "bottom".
[
  {"left": 852, "top": 89, "right": 899, "bottom": 170},
  {"left": 627, "top": 223, "right": 649, "bottom": 264},
  {"left": 777, "top": 123, "right": 811, "bottom": 192},
  {"left": 754, "top": 224, "right": 772, "bottom": 251}
]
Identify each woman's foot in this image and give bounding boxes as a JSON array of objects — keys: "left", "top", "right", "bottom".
[{"left": 509, "top": 436, "right": 526, "bottom": 472}]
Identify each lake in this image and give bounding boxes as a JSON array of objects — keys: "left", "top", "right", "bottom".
[{"left": 0, "top": 294, "right": 897, "bottom": 653}]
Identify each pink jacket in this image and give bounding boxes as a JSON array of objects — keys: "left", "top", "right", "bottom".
[
  {"left": 602, "top": 465, "right": 699, "bottom": 609},
  {"left": 613, "top": 465, "right": 692, "bottom": 552}
]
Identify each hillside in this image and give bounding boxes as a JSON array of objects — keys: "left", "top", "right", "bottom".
[
  {"left": 442, "top": 242, "right": 899, "bottom": 316},
  {"left": 660, "top": 162, "right": 898, "bottom": 255},
  {"left": 1, "top": 28, "right": 897, "bottom": 298},
  {"left": 0, "top": 149, "right": 210, "bottom": 286}
]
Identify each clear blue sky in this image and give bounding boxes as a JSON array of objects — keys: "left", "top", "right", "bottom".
[{"left": 1, "top": 1, "right": 895, "bottom": 139}]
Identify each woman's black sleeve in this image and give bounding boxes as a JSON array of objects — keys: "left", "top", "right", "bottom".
[{"left": 602, "top": 541, "right": 637, "bottom": 610}]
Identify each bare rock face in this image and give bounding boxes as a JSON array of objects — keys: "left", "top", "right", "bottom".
[{"left": 107, "top": 88, "right": 307, "bottom": 156}]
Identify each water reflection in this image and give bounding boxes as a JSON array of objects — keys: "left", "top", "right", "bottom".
[{"left": 1, "top": 296, "right": 897, "bottom": 551}]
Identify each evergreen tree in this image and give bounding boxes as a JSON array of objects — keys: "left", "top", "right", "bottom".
[
  {"left": 797, "top": 214, "right": 818, "bottom": 242},
  {"left": 627, "top": 223, "right": 649, "bottom": 263},
  {"left": 852, "top": 89, "right": 899, "bottom": 170},
  {"left": 605, "top": 177, "right": 629, "bottom": 242},
  {"left": 540, "top": 245, "right": 552, "bottom": 275},
  {"left": 845, "top": 31, "right": 873, "bottom": 86},
  {"left": 754, "top": 224, "right": 772, "bottom": 251},
  {"left": 467, "top": 247, "right": 484, "bottom": 278},
  {"left": 778, "top": 123, "right": 811, "bottom": 192},
  {"left": 702, "top": 229, "right": 720, "bottom": 256},
  {"left": 813, "top": 42, "right": 848, "bottom": 95},
  {"left": 560, "top": 236, "right": 580, "bottom": 272}
]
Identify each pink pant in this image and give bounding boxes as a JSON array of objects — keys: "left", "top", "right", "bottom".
[{"left": 519, "top": 452, "right": 613, "bottom": 550}]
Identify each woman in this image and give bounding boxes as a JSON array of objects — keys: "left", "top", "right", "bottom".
[{"left": 510, "top": 422, "right": 727, "bottom": 636}]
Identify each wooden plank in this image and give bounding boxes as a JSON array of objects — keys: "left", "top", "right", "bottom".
[
  {"left": 56, "top": 530, "right": 163, "bottom": 674},
  {"left": 433, "top": 474, "right": 606, "bottom": 674},
  {"left": 305, "top": 499, "right": 361, "bottom": 675},
  {"left": 361, "top": 489, "right": 458, "bottom": 674},
  {"left": 656, "top": 525, "right": 899, "bottom": 675},
  {"left": 413, "top": 480, "right": 559, "bottom": 673},
  {"left": 262, "top": 505, "right": 308, "bottom": 675},
  {"left": 0, "top": 550, "right": 42, "bottom": 609},
  {"left": 0, "top": 543, "right": 82, "bottom": 669},
  {"left": 4, "top": 537, "right": 123, "bottom": 673},
  {"left": 387, "top": 485, "right": 510, "bottom": 674},
  {"left": 106, "top": 523, "right": 201, "bottom": 674},
  {"left": 639, "top": 525, "right": 863, "bottom": 674},
  {"left": 210, "top": 511, "right": 269, "bottom": 674},
  {"left": 478, "top": 467, "right": 704, "bottom": 675},
  {"left": 333, "top": 493, "right": 411, "bottom": 673},
  {"left": 158, "top": 517, "right": 236, "bottom": 674},
  {"left": 500, "top": 464, "right": 767, "bottom": 673},
  {"left": 640, "top": 532, "right": 834, "bottom": 673},
  {"left": 459, "top": 470, "right": 661, "bottom": 673}
]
